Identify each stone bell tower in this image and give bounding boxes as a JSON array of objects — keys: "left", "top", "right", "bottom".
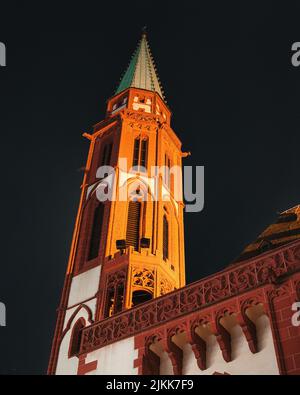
[{"left": 48, "top": 32, "right": 187, "bottom": 374}]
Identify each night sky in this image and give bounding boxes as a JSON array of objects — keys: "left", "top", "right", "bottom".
[{"left": 0, "top": 1, "right": 300, "bottom": 374}]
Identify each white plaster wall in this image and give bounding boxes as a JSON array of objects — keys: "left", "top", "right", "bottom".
[
  {"left": 57, "top": 292, "right": 279, "bottom": 375},
  {"left": 56, "top": 307, "right": 93, "bottom": 375},
  {"left": 160, "top": 351, "right": 174, "bottom": 375},
  {"left": 182, "top": 315, "right": 279, "bottom": 375},
  {"left": 85, "top": 337, "right": 138, "bottom": 375},
  {"left": 56, "top": 314, "right": 279, "bottom": 375},
  {"left": 56, "top": 265, "right": 102, "bottom": 375},
  {"left": 67, "top": 265, "right": 101, "bottom": 307}
]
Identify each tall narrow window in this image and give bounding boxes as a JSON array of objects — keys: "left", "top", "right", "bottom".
[
  {"left": 98, "top": 142, "right": 113, "bottom": 179},
  {"left": 69, "top": 318, "right": 85, "bottom": 358},
  {"left": 132, "top": 137, "right": 148, "bottom": 170},
  {"left": 88, "top": 203, "right": 104, "bottom": 260},
  {"left": 115, "top": 283, "right": 124, "bottom": 314},
  {"left": 96, "top": 142, "right": 113, "bottom": 181},
  {"left": 164, "top": 154, "right": 171, "bottom": 188},
  {"left": 104, "top": 288, "right": 115, "bottom": 318},
  {"left": 133, "top": 138, "right": 140, "bottom": 167},
  {"left": 101, "top": 142, "right": 112, "bottom": 167},
  {"left": 140, "top": 139, "right": 148, "bottom": 168},
  {"left": 163, "top": 215, "right": 169, "bottom": 261},
  {"left": 104, "top": 283, "right": 125, "bottom": 318},
  {"left": 126, "top": 201, "right": 141, "bottom": 251}
]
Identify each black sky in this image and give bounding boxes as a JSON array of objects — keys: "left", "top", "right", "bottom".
[{"left": 0, "top": 1, "right": 300, "bottom": 374}]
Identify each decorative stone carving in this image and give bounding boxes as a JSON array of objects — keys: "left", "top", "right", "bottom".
[
  {"left": 186, "top": 320, "right": 207, "bottom": 370},
  {"left": 132, "top": 268, "right": 155, "bottom": 291},
  {"left": 80, "top": 241, "right": 300, "bottom": 355},
  {"left": 160, "top": 278, "right": 174, "bottom": 296},
  {"left": 107, "top": 269, "right": 126, "bottom": 288},
  {"left": 294, "top": 280, "right": 300, "bottom": 300}
]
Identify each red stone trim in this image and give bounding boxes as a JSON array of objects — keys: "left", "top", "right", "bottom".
[
  {"left": 66, "top": 295, "right": 98, "bottom": 311},
  {"left": 237, "top": 312, "right": 258, "bottom": 354},
  {"left": 212, "top": 320, "right": 232, "bottom": 363},
  {"left": 134, "top": 334, "right": 161, "bottom": 375},
  {"left": 80, "top": 240, "right": 300, "bottom": 355},
  {"left": 60, "top": 304, "right": 93, "bottom": 343},
  {"left": 133, "top": 293, "right": 268, "bottom": 374},
  {"left": 48, "top": 273, "right": 73, "bottom": 375},
  {"left": 213, "top": 371, "right": 230, "bottom": 375},
  {"left": 133, "top": 276, "right": 300, "bottom": 375},
  {"left": 186, "top": 320, "right": 207, "bottom": 370},
  {"left": 68, "top": 318, "right": 86, "bottom": 358},
  {"left": 265, "top": 275, "right": 300, "bottom": 375},
  {"left": 161, "top": 328, "right": 184, "bottom": 375},
  {"left": 48, "top": 303, "right": 94, "bottom": 374},
  {"left": 77, "top": 354, "right": 98, "bottom": 375}
]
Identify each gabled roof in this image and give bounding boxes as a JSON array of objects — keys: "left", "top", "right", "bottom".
[{"left": 115, "top": 32, "right": 165, "bottom": 100}]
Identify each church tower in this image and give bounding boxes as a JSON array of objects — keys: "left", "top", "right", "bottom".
[
  {"left": 48, "top": 32, "right": 187, "bottom": 374},
  {"left": 48, "top": 31, "right": 300, "bottom": 377}
]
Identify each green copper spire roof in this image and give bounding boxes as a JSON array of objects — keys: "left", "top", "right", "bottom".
[{"left": 115, "top": 32, "right": 165, "bottom": 100}]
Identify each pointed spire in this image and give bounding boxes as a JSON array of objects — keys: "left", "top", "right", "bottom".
[{"left": 115, "top": 30, "right": 165, "bottom": 100}]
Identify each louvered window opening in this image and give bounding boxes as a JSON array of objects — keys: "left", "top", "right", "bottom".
[
  {"left": 163, "top": 214, "right": 169, "bottom": 261},
  {"left": 132, "top": 138, "right": 148, "bottom": 170},
  {"left": 88, "top": 203, "right": 104, "bottom": 260},
  {"left": 97, "top": 142, "right": 113, "bottom": 180},
  {"left": 126, "top": 201, "right": 141, "bottom": 251},
  {"left": 133, "top": 138, "right": 140, "bottom": 167},
  {"left": 164, "top": 154, "right": 171, "bottom": 188},
  {"left": 101, "top": 142, "right": 113, "bottom": 167}
]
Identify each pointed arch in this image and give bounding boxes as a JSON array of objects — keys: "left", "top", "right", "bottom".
[
  {"left": 60, "top": 304, "right": 93, "bottom": 343},
  {"left": 132, "top": 136, "right": 148, "bottom": 171},
  {"left": 68, "top": 317, "right": 86, "bottom": 358},
  {"left": 124, "top": 175, "right": 156, "bottom": 202}
]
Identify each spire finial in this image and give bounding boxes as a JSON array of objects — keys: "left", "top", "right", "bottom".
[
  {"left": 115, "top": 30, "right": 165, "bottom": 101},
  {"left": 142, "top": 26, "right": 147, "bottom": 37}
]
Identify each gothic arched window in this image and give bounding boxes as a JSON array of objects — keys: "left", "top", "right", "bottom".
[
  {"left": 140, "top": 139, "right": 148, "bottom": 168},
  {"left": 88, "top": 203, "right": 104, "bottom": 260},
  {"left": 132, "top": 137, "right": 148, "bottom": 170},
  {"left": 104, "top": 287, "right": 115, "bottom": 318},
  {"left": 97, "top": 141, "right": 113, "bottom": 180},
  {"left": 133, "top": 138, "right": 140, "bottom": 167},
  {"left": 104, "top": 271, "right": 126, "bottom": 318},
  {"left": 163, "top": 214, "right": 169, "bottom": 261},
  {"left": 164, "top": 154, "right": 171, "bottom": 188},
  {"left": 126, "top": 201, "right": 141, "bottom": 251},
  {"left": 69, "top": 318, "right": 85, "bottom": 358},
  {"left": 100, "top": 142, "right": 113, "bottom": 167}
]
